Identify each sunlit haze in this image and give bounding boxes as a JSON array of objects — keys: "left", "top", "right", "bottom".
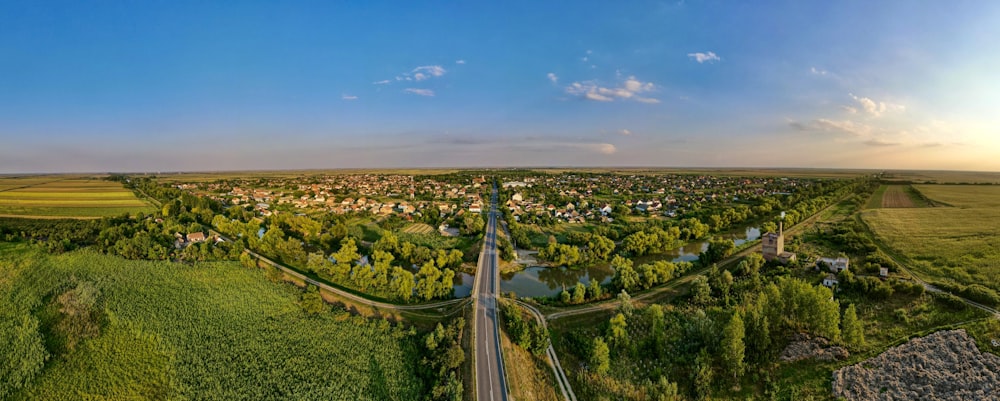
[{"left": 2, "top": 1, "right": 999, "bottom": 173}]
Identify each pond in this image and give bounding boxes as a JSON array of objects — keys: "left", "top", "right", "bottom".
[{"left": 485, "top": 225, "right": 761, "bottom": 298}]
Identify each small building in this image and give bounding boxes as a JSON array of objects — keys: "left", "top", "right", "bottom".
[
  {"left": 511, "top": 193, "right": 523, "bottom": 202},
  {"left": 469, "top": 203, "right": 482, "bottom": 213},
  {"left": 186, "top": 232, "right": 206, "bottom": 243},
  {"left": 778, "top": 252, "right": 797, "bottom": 264},
  {"left": 817, "top": 257, "right": 850, "bottom": 273},
  {"left": 879, "top": 267, "right": 889, "bottom": 278},
  {"left": 822, "top": 274, "right": 839, "bottom": 288}
]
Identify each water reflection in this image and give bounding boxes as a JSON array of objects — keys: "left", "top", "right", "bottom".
[
  {"left": 492, "top": 225, "right": 761, "bottom": 298},
  {"left": 498, "top": 265, "right": 614, "bottom": 298}
]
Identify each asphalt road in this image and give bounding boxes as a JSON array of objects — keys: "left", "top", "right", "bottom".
[{"left": 474, "top": 185, "right": 508, "bottom": 401}]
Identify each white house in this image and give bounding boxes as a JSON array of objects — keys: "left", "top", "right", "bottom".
[
  {"left": 822, "top": 274, "right": 839, "bottom": 287},
  {"left": 817, "top": 257, "right": 850, "bottom": 273}
]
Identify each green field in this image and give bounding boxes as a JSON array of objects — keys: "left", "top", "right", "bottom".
[
  {"left": 0, "top": 177, "right": 154, "bottom": 218},
  {"left": 863, "top": 185, "right": 1000, "bottom": 290},
  {"left": 0, "top": 244, "right": 423, "bottom": 400}
]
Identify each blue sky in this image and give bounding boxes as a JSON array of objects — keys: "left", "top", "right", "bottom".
[{"left": 2, "top": 1, "right": 999, "bottom": 173}]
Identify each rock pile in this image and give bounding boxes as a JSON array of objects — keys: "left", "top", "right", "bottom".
[
  {"left": 779, "top": 333, "right": 849, "bottom": 362},
  {"left": 832, "top": 329, "right": 1000, "bottom": 400}
]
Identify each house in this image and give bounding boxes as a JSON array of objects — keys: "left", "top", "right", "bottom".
[
  {"left": 879, "top": 267, "right": 889, "bottom": 278},
  {"left": 469, "top": 203, "right": 482, "bottom": 213},
  {"left": 511, "top": 193, "right": 523, "bottom": 202},
  {"left": 186, "top": 232, "right": 206, "bottom": 243},
  {"left": 822, "top": 274, "right": 839, "bottom": 287},
  {"left": 600, "top": 205, "right": 613, "bottom": 216},
  {"left": 817, "top": 257, "right": 850, "bottom": 273}
]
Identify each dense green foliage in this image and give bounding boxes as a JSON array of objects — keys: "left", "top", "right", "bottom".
[
  {"left": 499, "top": 301, "right": 549, "bottom": 356},
  {"left": 0, "top": 244, "right": 425, "bottom": 400}
]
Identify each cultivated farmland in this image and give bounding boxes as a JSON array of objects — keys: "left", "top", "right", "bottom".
[
  {"left": 862, "top": 185, "right": 1000, "bottom": 291},
  {"left": 402, "top": 223, "right": 436, "bottom": 235},
  {"left": 0, "top": 177, "right": 154, "bottom": 218},
  {"left": 0, "top": 244, "right": 424, "bottom": 400},
  {"left": 879, "top": 185, "right": 929, "bottom": 208}
]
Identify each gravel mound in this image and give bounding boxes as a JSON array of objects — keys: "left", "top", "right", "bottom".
[
  {"left": 779, "top": 333, "right": 849, "bottom": 362},
  {"left": 832, "top": 329, "right": 1000, "bottom": 400}
]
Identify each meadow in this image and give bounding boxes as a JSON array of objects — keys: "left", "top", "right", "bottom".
[
  {"left": 0, "top": 244, "right": 424, "bottom": 400},
  {"left": 0, "top": 177, "right": 154, "bottom": 218},
  {"left": 863, "top": 184, "right": 1000, "bottom": 291}
]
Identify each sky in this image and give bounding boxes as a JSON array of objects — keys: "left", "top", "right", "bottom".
[{"left": 2, "top": 1, "right": 999, "bottom": 173}]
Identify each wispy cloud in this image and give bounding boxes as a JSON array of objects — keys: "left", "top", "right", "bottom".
[
  {"left": 790, "top": 118, "right": 871, "bottom": 137},
  {"left": 373, "top": 80, "right": 391, "bottom": 85},
  {"left": 455, "top": 59, "right": 466, "bottom": 64},
  {"left": 687, "top": 51, "right": 720, "bottom": 63},
  {"left": 547, "top": 72, "right": 558, "bottom": 84},
  {"left": 619, "top": 129, "right": 631, "bottom": 136},
  {"left": 412, "top": 65, "right": 446, "bottom": 81},
  {"left": 403, "top": 88, "right": 435, "bottom": 97},
  {"left": 565, "top": 75, "right": 659, "bottom": 103},
  {"left": 341, "top": 94, "right": 358, "bottom": 100},
  {"left": 864, "top": 139, "right": 900, "bottom": 147},
  {"left": 849, "top": 93, "right": 904, "bottom": 117},
  {"left": 810, "top": 67, "right": 828, "bottom": 76}
]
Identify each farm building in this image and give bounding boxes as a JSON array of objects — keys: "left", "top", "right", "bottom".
[{"left": 762, "top": 221, "right": 796, "bottom": 263}]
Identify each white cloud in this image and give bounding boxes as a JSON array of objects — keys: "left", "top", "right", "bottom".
[
  {"left": 547, "top": 72, "right": 558, "bottom": 84},
  {"left": 413, "top": 65, "right": 446, "bottom": 78},
  {"left": 373, "top": 80, "right": 391, "bottom": 85},
  {"left": 619, "top": 129, "right": 631, "bottom": 136},
  {"left": 849, "top": 93, "right": 905, "bottom": 117},
  {"left": 687, "top": 51, "right": 721, "bottom": 63},
  {"left": 790, "top": 118, "right": 871, "bottom": 137},
  {"left": 565, "top": 76, "right": 659, "bottom": 103},
  {"left": 403, "top": 88, "right": 435, "bottom": 97},
  {"left": 840, "top": 106, "right": 858, "bottom": 114},
  {"left": 810, "top": 67, "right": 828, "bottom": 75},
  {"left": 568, "top": 143, "right": 616, "bottom": 154},
  {"left": 341, "top": 94, "right": 358, "bottom": 100},
  {"left": 414, "top": 72, "right": 427, "bottom": 81},
  {"left": 455, "top": 59, "right": 466, "bottom": 64}
]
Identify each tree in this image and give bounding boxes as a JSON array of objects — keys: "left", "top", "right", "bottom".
[
  {"left": 591, "top": 337, "right": 611, "bottom": 375},
  {"left": 608, "top": 313, "right": 628, "bottom": 347},
  {"left": 587, "top": 234, "right": 616, "bottom": 261},
  {"left": 617, "top": 290, "right": 634, "bottom": 317},
  {"left": 416, "top": 261, "right": 444, "bottom": 300},
  {"left": 721, "top": 311, "right": 746, "bottom": 381},
  {"left": 560, "top": 289, "right": 571, "bottom": 304},
  {"left": 711, "top": 269, "right": 734, "bottom": 303},
  {"left": 611, "top": 255, "right": 639, "bottom": 292},
  {"left": 841, "top": 303, "right": 866, "bottom": 350},
  {"left": 692, "top": 348, "right": 713, "bottom": 400},
  {"left": 462, "top": 212, "right": 485, "bottom": 236},
  {"left": 744, "top": 296, "right": 771, "bottom": 365},
  {"left": 572, "top": 282, "right": 586, "bottom": 304},
  {"left": 587, "top": 278, "right": 603, "bottom": 300},
  {"left": 300, "top": 285, "right": 326, "bottom": 316},
  {"left": 691, "top": 276, "right": 712, "bottom": 306},
  {"left": 391, "top": 267, "right": 415, "bottom": 301}
]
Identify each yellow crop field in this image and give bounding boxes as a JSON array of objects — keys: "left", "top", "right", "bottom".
[{"left": 863, "top": 184, "right": 1000, "bottom": 290}]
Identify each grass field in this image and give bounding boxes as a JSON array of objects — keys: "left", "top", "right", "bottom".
[
  {"left": 0, "top": 177, "right": 154, "bottom": 218},
  {"left": 882, "top": 170, "right": 1000, "bottom": 184},
  {"left": 863, "top": 185, "right": 1000, "bottom": 291},
  {"left": 0, "top": 244, "right": 424, "bottom": 400}
]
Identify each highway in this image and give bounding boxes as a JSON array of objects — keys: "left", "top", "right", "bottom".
[{"left": 473, "top": 184, "right": 509, "bottom": 401}]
